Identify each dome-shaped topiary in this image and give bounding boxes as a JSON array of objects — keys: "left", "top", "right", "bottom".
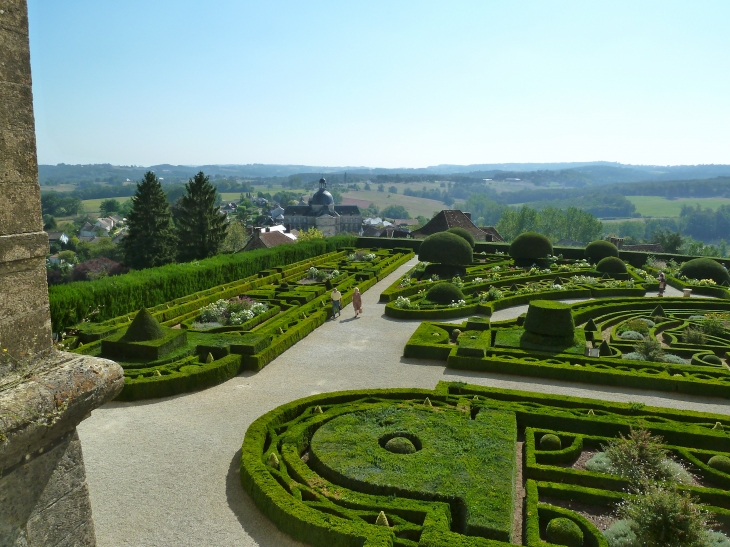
[
  {"left": 123, "top": 308, "right": 164, "bottom": 342},
  {"left": 426, "top": 282, "right": 465, "bottom": 305},
  {"left": 446, "top": 227, "right": 476, "bottom": 249},
  {"left": 703, "top": 354, "right": 723, "bottom": 365},
  {"left": 679, "top": 258, "right": 730, "bottom": 285},
  {"left": 596, "top": 256, "right": 627, "bottom": 274},
  {"left": 384, "top": 437, "right": 417, "bottom": 454},
  {"left": 546, "top": 517, "right": 584, "bottom": 547},
  {"left": 585, "top": 240, "right": 619, "bottom": 263},
  {"left": 540, "top": 433, "right": 562, "bottom": 451},
  {"left": 709, "top": 455, "right": 730, "bottom": 474},
  {"left": 418, "top": 232, "right": 473, "bottom": 266},
  {"left": 509, "top": 232, "right": 553, "bottom": 262},
  {"left": 524, "top": 300, "right": 575, "bottom": 338}
]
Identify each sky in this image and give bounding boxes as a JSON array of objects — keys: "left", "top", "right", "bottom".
[{"left": 27, "top": 1, "right": 730, "bottom": 168}]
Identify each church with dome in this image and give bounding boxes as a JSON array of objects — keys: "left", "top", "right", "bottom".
[{"left": 283, "top": 178, "right": 362, "bottom": 236}]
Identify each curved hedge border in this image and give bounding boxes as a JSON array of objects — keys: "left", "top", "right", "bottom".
[{"left": 241, "top": 381, "right": 730, "bottom": 547}]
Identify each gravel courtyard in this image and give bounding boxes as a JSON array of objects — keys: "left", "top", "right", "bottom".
[{"left": 78, "top": 258, "right": 730, "bottom": 546}]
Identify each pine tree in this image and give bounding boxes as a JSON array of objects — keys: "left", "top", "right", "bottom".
[
  {"left": 122, "top": 171, "right": 177, "bottom": 269},
  {"left": 175, "top": 171, "right": 228, "bottom": 261}
]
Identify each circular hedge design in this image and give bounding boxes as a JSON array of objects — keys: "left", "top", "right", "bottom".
[
  {"left": 446, "top": 227, "right": 476, "bottom": 248},
  {"left": 546, "top": 517, "right": 584, "bottom": 547},
  {"left": 419, "top": 232, "right": 473, "bottom": 266},
  {"left": 585, "top": 240, "right": 618, "bottom": 263},
  {"left": 680, "top": 258, "right": 730, "bottom": 285},
  {"left": 509, "top": 232, "right": 553, "bottom": 263},
  {"left": 539, "top": 433, "right": 562, "bottom": 451},
  {"left": 596, "top": 256, "right": 627, "bottom": 274},
  {"left": 524, "top": 300, "right": 575, "bottom": 339},
  {"left": 426, "top": 282, "right": 465, "bottom": 304},
  {"left": 708, "top": 455, "right": 730, "bottom": 474}
]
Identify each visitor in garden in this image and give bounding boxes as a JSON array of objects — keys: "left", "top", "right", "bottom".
[
  {"left": 657, "top": 271, "right": 666, "bottom": 297},
  {"left": 352, "top": 287, "right": 362, "bottom": 318},
  {"left": 331, "top": 287, "right": 342, "bottom": 319}
]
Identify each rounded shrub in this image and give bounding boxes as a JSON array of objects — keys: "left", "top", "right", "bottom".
[
  {"left": 585, "top": 240, "right": 619, "bottom": 263},
  {"left": 384, "top": 437, "right": 417, "bottom": 454},
  {"left": 539, "top": 433, "right": 562, "bottom": 451},
  {"left": 708, "top": 455, "right": 730, "bottom": 474},
  {"left": 524, "top": 300, "right": 575, "bottom": 338},
  {"left": 446, "top": 227, "right": 475, "bottom": 249},
  {"left": 546, "top": 517, "right": 583, "bottom": 547},
  {"left": 509, "top": 232, "right": 553, "bottom": 264},
  {"left": 619, "top": 331, "right": 644, "bottom": 341},
  {"left": 596, "top": 256, "right": 627, "bottom": 274},
  {"left": 426, "top": 282, "right": 465, "bottom": 305},
  {"left": 703, "top": 354, "right": 723, "bottom": 365},
  {"left": 679, "top": 257, "right": 730, "bottom": 285},
  {"left": 419, "top": 232, "right": 473, "bottom": 266}
]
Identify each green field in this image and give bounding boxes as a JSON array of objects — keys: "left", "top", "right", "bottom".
[
  {"left": 627, "top": 196, "right": 730, "bottom": 218},
  {"left": 81, "top": 196, "right": 132, "bottom": 215}
]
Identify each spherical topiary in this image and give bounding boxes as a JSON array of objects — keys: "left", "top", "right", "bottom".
[
  {"left": 426, "top": 282, "right": 465, "bottom": 305},
  {"left": 596, "top": 256, "right": 627, "bottom": 274},
  {"left": 509, "top": 232, "right": 553, "bottom": 263},
  {"left": 384, "top": 437, "right": 417, "bottom": 454},
  {"left": 585, "top": 240, "right": 619, "bottom": 263},
  {"left": 539, "top": 433, "right": 562, "bottom": 451},
  {"left": 446, "top": 227, "right": 476, "bottom": 249},
  {"left": 679, "top": 258, "right": 730, "bottom": 285},
  {"left": 546, "top": 517, "right": 584, "bottom": 547},
  {"left": 708, "top": 455, "right": 730, "bottom": 474},
  {"left": 702, "top": 354, "right": 723, "bottom": 365},
  {"left": 419, "top": 232, "right": 473, "bottom": 266},
  {"left": 524, "top": 300, "right": 575, "bottom": 338}
]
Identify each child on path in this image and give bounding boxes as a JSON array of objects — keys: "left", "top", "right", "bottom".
[{"left": 331, "top": 287, "right": 342, "bottom": 319}]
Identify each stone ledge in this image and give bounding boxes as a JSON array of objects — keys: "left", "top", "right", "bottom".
[{"left": 0, "top": 350, "right": 123, "bottom": 473}]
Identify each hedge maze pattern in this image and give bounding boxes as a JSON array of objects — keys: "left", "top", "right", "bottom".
[
  {"left": 68, "top": 248, "right": 413, "bottom": 400},
  {"left": 241, "top": 382, "right": 730, "bottom": 547}
]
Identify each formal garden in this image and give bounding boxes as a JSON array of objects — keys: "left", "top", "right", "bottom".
[{"left": 53, "top": 229, "right": 730, "bottom": 546}]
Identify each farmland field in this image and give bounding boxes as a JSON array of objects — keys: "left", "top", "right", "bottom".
[{"left": 626, "top": 195, "right": 730, "bottom": 218}]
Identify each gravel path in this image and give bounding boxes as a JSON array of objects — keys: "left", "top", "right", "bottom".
[{"left": 77, "top": 259, "right": 730, "bottom": 547}]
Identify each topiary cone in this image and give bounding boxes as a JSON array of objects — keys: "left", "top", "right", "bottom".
[
  {"left": 375, "top": 511, "right": 389, "bottom": 527},
  {"left": 124, "top": 308, "right": 165, "bottom": 341},
  {"left": 584, "top": 318, "right": 598, "bottom": 331},
  {"left": 424, "top": 397, "right": 432, "bottom": 407},
  {"left": 205, "top": 352, "right": 214, "bottom": 363},
  {"left": 587, "top": 409, "right": 595, "bottom": 416},
  {"left": 599, "top": 340, "right": 612, "bottom": 356},
  {"left": 652, "top": 305, "right": 666, "bottom": 317},
  {"left": 313, "top": 405, "right": 323, "bottom": 414},
  {"left": 714, "top": 422, "right": 724, "bottom": 430},
  {"left": 266, "top": 452, "right": 280, "bottom": 469}
]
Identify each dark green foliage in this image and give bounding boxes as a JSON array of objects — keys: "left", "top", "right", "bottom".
[
  {"left": 426, "top": 282, "right": 465, "bottom": 304},
  {"left": 584, "top": 318, "right": 598, "bottom": 331},
  {"left": 680, "top": 258, "right": 730, "bottom": 285},
  {"left": 524, "top": 300, "right": 575, "bottom": 338},
  {"left": 418, "top": 232, "right": 473, "bottom": 266},
  {"left": 545, "top": 517, "right": 583, "bottom": 547},
  {"left": 652, "top": 305, "right": 666, "bottom": 317},
  {"left": 383, "top": 436, "right": 417, "bottom": 454},
  {"left": 123, "top": 308, "right": 164, "bottom": 341},
  {"left": 540, "top": 433, "right": 562, "bottom": 451},
  {"left": 701, "top": 354, "right": 723, "bottom": 365},
  {"left": 599, "top": 340, "right": 612, "bottom": 356},
  {"left": 509, "top": 232, "right": 553, "bottom": 261},
  {"left": 101, "top": 328, "right": 186, "bottom": 361},
  {"left": 585, "top": 240, "right": 619, "bottom": 263},
  {"left": 446, "top": 227, "right": 475, "bottom": 249},
  {"left": 122, "top": 171, "right": 177, "bottom": 270},
  {"left": 596, "top": 256, "right": 627, "bottom": 274},
  {"left": 708, "top": 455, "right": 730, "bottom": 474},
  {"left": 176, "top": 171, "right": 228, "bottom": 261}
]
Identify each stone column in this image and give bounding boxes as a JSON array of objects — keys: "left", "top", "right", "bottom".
[{"left": 0, "top": 2, "right": 124, "bottom": 546}]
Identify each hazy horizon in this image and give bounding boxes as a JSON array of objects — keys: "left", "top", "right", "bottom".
[{"left": 28, "top": 1, "right": 730, "bottom": 167}]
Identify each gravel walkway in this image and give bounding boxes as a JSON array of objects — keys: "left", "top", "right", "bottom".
[{"left": 77, "top": 259, "right": 730, "bottom": 547}]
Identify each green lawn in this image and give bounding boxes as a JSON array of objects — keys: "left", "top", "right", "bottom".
[
  {"left": 626, "top": 196, "right": 730, "bottom": 218},
  {"left": 82, "top": 197, "right": 132, "bottom": 215}
]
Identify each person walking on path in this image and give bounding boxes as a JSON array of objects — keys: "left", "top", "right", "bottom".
[
  {"left": 352, "top": 287, "right": 363, "bottom": 318},
  {"left": 657, "top": 271, "right": 666, "bottom": 297},
  {"left": 331, "top": 287, "right": 342, "bottom": 319}
]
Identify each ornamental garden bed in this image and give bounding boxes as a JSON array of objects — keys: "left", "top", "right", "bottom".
[
  {"left": 241, "top": 381, "right": 730, "bottom": 547},
  {"left": 67, "top": 248, "right": 414, "bottom": 400}
]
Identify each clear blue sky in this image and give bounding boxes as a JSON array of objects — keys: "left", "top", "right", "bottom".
[{"left": 28, "top": 1, "right": 730, "bottom": 168}]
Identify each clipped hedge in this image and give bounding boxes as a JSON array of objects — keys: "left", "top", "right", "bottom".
[
  {"left": 509, "top": 232, "right": 553, "bottom": 263},
  {"left": 50, "top": 235, "right": 356, "bottom": 332},
  {"left": 523, "top": 300, "right": 575, "bottom": 339},
  {"left": 447, "top": 227, "right": 476, "bottom": 248},
  {"left": 584, "top": 240, "right": 619, "bottom": 263},
  {"left": 596, "top": 256, "right": 627, "bottom": 274},
  {"left": 426, "top": 282, "right": 465, "bottom": 304},
  {"left": 679, "top": 257, "right": 730, "bottom": 285},
  {"left": 418, "top": 232, "right": 473, "bottom": 266}
]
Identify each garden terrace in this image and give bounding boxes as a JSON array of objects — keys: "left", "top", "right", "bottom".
[
  {"left": 67, "top": 248, "right": 414, "bottom": 400},
  {"left": 242, "top": 382, "right": 730, "bottom": 547}
]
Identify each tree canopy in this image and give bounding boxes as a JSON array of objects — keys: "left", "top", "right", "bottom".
[{"left": 175, "top": 172, "right": 228, "bottom": 261}]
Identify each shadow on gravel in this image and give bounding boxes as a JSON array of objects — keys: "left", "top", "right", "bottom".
[{"left": 225, "top": 449, "right": 306, "bottom": 547}]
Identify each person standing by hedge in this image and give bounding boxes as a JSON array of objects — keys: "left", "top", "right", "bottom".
[
  {"left": 352, "top": 287, "right": 362, "bottom": 318},
  {"left": 657, "top": 271, "right": 666, "bottom": 297},
  {"left": 331, "top": 287, "right": 342, "bottom": 319}
]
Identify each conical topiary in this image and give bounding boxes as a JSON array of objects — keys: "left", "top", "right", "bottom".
[
  {"left": 509, "top": 284, "right": 518, "bottom": 292},
  {"left": 584, "top": 318, "right": 598, "bottom": 332},
  {"left": 266, "top": 452, "right": 280, "bottom": 469},
  {"left": 714, "top": 422, "right": 724, "bottom": 430},
  {"left": 601, "top": 272, "right": 611, "bottom": 279},
  {"left": 587, "top": 409, "right": 595, "bottom": 416},
  {"left": 123, "top": 308, "right": 164, "bottom": 341},
  {"left": 424, "top": 397, "right": 432, "bottom": 407},
  {"left": 375, "top": 511, "right": 389, "bottom": 527},
  {"left": 205, "top": 352, "right": 214, "bottom": 363},
  {"left": 473, "top": 395, "right": 479, "bottom": 401},
  {"left": 652, "top": 305, "right": 666, "bottom": 317},
  {"left": 313, "top": 405, "right": 323, "bottom": 414},
  {"left": 599, "top": 340, "right": 612, "bottom": 357}
]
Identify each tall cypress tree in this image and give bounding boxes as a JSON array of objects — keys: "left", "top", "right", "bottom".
[
  {"left": 175, "top": 171, "right": 228, "bottom": 261},
  {"left": 122, "top": 171, "right": 177, "bottom": 269}
]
